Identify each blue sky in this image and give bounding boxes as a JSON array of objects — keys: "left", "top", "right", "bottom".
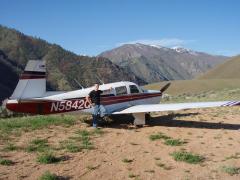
[{"left": 0, "top": 0, "right": 239, "bottom": 56}]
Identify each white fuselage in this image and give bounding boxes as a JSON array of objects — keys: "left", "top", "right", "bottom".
[{"left": 6, "top": 81, "right": 162, "bottom": 115}]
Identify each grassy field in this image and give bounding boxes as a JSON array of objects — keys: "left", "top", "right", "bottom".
[
  {"left": 0, "top": 107, "right": 240, "bottom": 179},
  {"left": 0, "top": 78, "right": 240, "bottom": 179},
  {"left": 0, "top": 115, "right": 75, "bottom": 137}
]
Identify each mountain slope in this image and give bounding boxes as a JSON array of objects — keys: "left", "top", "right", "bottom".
[
  {"left": 0, "top": 25, "right": 144, "bottom": 103},
  {"left": 0, "top": 50, "right": 20, "bottom": 103},
  {"left": 198, "top": 55, "right": 240, "bottom": 79},
  {"left": 99, "top": 43, "right": 228, "bottom": 83},
  {"left": 145, "top": 79, "right": 240, "bottom": 96}
]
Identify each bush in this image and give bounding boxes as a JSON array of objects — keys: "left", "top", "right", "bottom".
[
  {"left": 221, "top": 166, "right": 240, "bottom": 176},
  {"left": 164, "top": 139, "right": 186, "bottom": 146},
  {"left": 0, "top": 158, "right": 14, "bottom": 166},
  {"left": 26, "top": 138, "right": 49, "bottom": 152},
  {"left": 170, "top": 151, "right": 204, "bottom": 164},
  {"left": 122, "top": 158, "right": 133, "bottom": 163},
  {"left": 37, "top": 152, "right": 60, "bottom": 164},
  {"left": 39, "top": 171, "right": 58, "bottom": 180},
  {"left": 149, "top": 132, "right": 171, "bottom": 141}
]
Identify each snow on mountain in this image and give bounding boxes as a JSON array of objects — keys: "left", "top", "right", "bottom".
[
  {"left": 132, "top": 43, "right": 198, "bottom": 54},
  {"left": 172, "top": 46, "right": 198, "bottom": 56}
]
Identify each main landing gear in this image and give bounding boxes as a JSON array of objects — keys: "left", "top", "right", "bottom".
[{"left": 133, "top": 113, "right": 151, "bottom": 127}]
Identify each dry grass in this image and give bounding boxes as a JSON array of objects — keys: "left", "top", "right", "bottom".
[
  {"left": 198, "top": 55, "right": 240, "bottom": 79},
  {"left": 145, "top": 79, "right": 240, "bottom": 104},
  {"left": 0, "top": 107, "right": 240, "bottom": 179}
]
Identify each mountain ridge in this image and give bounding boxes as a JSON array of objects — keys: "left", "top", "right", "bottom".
[
  {"left": 99, "top": 43, "right": 228, "bottom": 83},
  {"left": 0, "top": 25, "right": 145, "bottom": 103}
]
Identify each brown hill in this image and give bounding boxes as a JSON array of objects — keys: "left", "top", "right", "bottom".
[
  {"left": 145, "top": 79, "right": 240, "bottom": 95},
  {"left": 198, "top": 55, "right": 240, "bottom": 79}
]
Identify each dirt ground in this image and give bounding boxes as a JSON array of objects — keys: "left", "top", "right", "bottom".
[{"left": 1, "top": 107, "right": 240, "bottom": 180}]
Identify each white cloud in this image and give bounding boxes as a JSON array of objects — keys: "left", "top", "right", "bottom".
[{"left": 117, "top": 38, "right": 195, "bottom": 47}]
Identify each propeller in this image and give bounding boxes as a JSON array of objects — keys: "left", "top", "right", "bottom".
[{"left": 160, "top": 82, "right": 171, "bottom": 93}]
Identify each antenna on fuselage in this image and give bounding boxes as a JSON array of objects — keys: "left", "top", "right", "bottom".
[
  {"left": 96, "top": 75, "right": 104, "bottom": 85},
  {"left": 74, "top": 79, "right": 85, "bottom": 89}
]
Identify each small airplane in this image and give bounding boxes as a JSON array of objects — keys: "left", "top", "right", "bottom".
[{"left": 6, "top": 60, "right": 240, "bottom": 125}]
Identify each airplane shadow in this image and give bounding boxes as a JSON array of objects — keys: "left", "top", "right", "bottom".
[
  {"left": 148, "top": 113, "right": 240, "bottom": 130},
  {"left": 101, "top": 113, "right": 240, "bottom": 130}
]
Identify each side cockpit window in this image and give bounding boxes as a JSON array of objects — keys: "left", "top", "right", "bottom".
[
  {"left": 101, "top": 89, "right": 115, "bottom": 97},
  {"left": 115, "top": 86, "right": 128, "bottom": 96},
  {"left": 129, "top": 85, "right": 140, "bottom": 94}
]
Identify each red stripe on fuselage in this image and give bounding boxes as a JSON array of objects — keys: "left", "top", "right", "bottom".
[
  {"left": 20, "top": 75, "right": 46, "bottom": 79},
  {"left": 20, "top": 71, "right": 46, "bottom": 79}
]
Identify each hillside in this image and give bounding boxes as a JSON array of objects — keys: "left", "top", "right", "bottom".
[
  {"left": 198, "top": 55, "right": 240, "bottom": 79},
  {"left": 0, "top": 50, "right": 20, "bottom": 103},
  {"left": 145, "top": 79, "right": 240, "bottom": 104},
  {"left": 145, "top": 79, "right": 240, "bottom": 95},
  {"left": 146, "top": 55, "right": 240, "bottom": 101},
  {"left": 99, "top": 43, "right": 228, "bottom": 83},
  {"left": 0, "top": 25, "right": 144, "bottom": 103}
]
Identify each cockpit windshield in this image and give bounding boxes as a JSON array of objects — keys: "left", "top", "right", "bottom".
[{"left": 140, "top": 87, "right": 147, "bottom": 93}]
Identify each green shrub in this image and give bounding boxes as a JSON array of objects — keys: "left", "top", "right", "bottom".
[
  {"left": 171, "top": 151, "right": 204, "bottom": 164},
  {"left": 149, "top": 132, "right": 171, "bottom": 141},
  {"left": 37, "top": 152, "right": 60, "bottom": 164},
  {"left": 0, "top": 158, "right": 14, "bottom": 166},
  {"left": 221, "top": 166, "right": 240, "bottom": 176},
  {"left": 164, "top": 139, "right": 186, "bottom": 146},
  {"left": 39, "top": 171, "right": 58, "bottom": 180},
  {"left": 26, "top": 138, "right": 49, "bottom": 152},
  {"left": 128, "top": 173, "right": 137, "bottom": 178},
  {"left": 75, "top": 129, "right": 94, "bottom": 150},
  {"left": 3, "top": 143, "right": 18, "bottom": 151},
  {"left": 122, "top": 158, "right": 133, "bottom": 163},
  {"left": 62, "top": 141, "right": 81, "bottom": 153}
]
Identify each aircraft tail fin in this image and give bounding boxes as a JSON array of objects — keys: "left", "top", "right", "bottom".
[{"left": 10, "top": 60, "right": 46, "bottom": 99}]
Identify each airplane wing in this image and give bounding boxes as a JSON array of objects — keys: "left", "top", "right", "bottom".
[{"left": 113, "top": 101, "right": 240, "bottom": 114}]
